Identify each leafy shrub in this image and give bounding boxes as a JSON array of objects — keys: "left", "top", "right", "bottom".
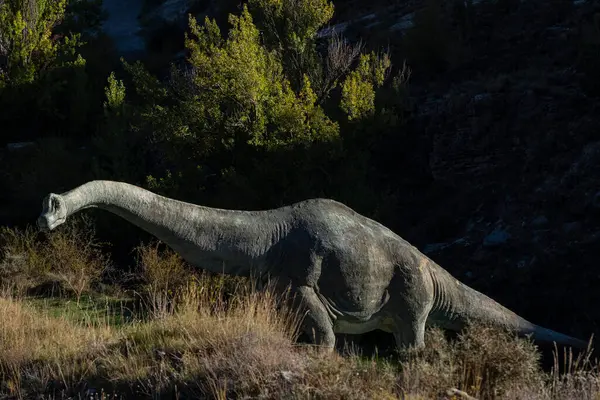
[
  {"left": 340, "top": 51, "right": 392, "bottom": 120},
  {"left": 0, "top": 0, "right": 68, "bottom": 87},
  {"left": 0, "top": 225, "right": 46, "bottom": 295},
  {"left": 43, "top": 217, "right": 109, "bottom": 302}
]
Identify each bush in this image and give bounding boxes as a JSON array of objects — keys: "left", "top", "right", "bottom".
[
  {"left": 0, "top": 217, "right": 109, "bottom": 301},
  {"left": 340, "top": 51, "right": 391, "bottom": 120},
  {"left": 398, "top": 324, "right": 557, "bottom": 399}
]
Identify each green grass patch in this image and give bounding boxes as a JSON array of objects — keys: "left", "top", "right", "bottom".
[{"left": 25, "top": 293, "right": 140, "bottom": 328}]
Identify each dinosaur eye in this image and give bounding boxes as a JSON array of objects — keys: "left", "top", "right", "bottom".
[{"left": 51, "top": 198, "right": 60, "bottom": 211}]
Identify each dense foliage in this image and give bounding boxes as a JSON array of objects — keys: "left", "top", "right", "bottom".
[{"left": 0, "top": 0, "right": 417, "bottom": 227}]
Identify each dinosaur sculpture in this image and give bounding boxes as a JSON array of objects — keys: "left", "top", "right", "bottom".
[{"left": 37, "top": 180, "right": 588, "bottom": 351}]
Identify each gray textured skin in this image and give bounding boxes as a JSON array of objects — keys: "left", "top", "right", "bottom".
[{"left": 37, "top": 180, "right": 588, "bottom": 351}]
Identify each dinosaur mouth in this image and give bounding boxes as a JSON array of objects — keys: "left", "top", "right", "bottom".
[
  {"left": 37, "top": 216, "right": 65, "bottom": 232},
  {"left": 37, "top": 217, "right": 51, "bottom": 232}
]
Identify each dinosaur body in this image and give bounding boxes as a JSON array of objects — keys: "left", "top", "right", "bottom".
[{"left": 37, "top": 180, "right": 587, "bottom": 350}]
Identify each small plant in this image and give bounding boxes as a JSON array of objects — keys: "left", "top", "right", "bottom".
[
  {"left": 135, "top": 240, "right": 192, "bottom": 319},
  {"left": 44, "top": 217, "right": 109, "bottom": 303},
  {"left": 136, "top": 240, "right": 190, "bottom": 294},
  {"left": 340, "top": 50, "right": 392, "bottom": 120}
]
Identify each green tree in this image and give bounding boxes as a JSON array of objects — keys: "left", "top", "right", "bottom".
[
  {"left": 0, "top": 0, "right": 97, "bottom": 140},
  {"left": 91, "top": 70, "right": 150, "bottom": 183},
  {"left": 0, "top": 0, "right": 68, "bottom": 87},
  {"left": 181, "top": 6, "right": 339, "bottom": 150},
  {"left": 247, "top": 0, "right": 334, "bottom": 90},
  {"left": 112, "top": 2, "right": 406, "bottom": 213}
]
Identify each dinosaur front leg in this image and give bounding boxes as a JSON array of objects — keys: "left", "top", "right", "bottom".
[
  {"left": 390, "top": 267, "right": 433, "bottom": 351},
  {"left": 393, "top": 315, "right": 427, "bottom": 350},
  {"left": 294, "top": 285, "right": 336, "bottom": 351}
]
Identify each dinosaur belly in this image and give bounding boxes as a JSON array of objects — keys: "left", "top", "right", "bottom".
[{"left": 333, "top": 316, "right": 394, "bottom": 334}]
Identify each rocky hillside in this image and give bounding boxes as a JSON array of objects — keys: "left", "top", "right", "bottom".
[
  {"left": 402, "top": 0, "right": 600, "bottom": 341},
  {"left": 330, "top": 0, "right": 600, "bottom": 342}
]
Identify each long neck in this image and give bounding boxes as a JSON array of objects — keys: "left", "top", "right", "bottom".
[{"left": 62, "top": 180, "right": 288, "bottom": 276}]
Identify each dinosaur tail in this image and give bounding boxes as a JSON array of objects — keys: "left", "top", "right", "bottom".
[{"left": 426, "top": 262, "right": 588, "bottom": 349}]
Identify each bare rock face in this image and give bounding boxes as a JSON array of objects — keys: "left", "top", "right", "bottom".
[
  {"left": 141, "top": 0, "right": 196, "bottom": 26},
  {"left": 101, "top": 0, "right": 220, "bottom": 57},
  {"left": 101, "top": 0, "right": 146, "bottom": 55}
]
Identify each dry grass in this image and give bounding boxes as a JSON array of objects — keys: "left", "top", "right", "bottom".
[
  {"left": 134, "top": 240, "right": 251, "bottom": 320},
  {"left": 398, "top": 325, "right": 545, "bottom": 399},
  {"left": 0, "top": 217, "right": 108, "bottom": 301},
  {"left": 1, "top": 224, "right": 600, "bottom": 399},
  {"left": 0, "top": 273, "right": 302, "bottom": 399},
  {"left": 0, "top": 291, "right": 114, "bottom": 397},
  {"left": 99, "top": 278, "right": 302, "bottom": 398},
  {"left": 2, "top": 279, "right": 597, "bottom": 399}
]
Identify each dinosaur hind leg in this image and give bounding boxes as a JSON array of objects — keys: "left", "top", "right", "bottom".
[{"left": 293, "top": 285, "right": 336, "bottom": 351}]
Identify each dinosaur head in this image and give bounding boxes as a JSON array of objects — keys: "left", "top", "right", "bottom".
[{"left": 37, "top": 193, "right": 67, "bottom": 232}]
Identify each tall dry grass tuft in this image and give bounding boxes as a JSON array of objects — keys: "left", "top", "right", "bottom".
[
  {"left": 500, "top": 343, "right": 600, "bottom": 400},
  {"left": 134, "top": 241, "right": 192, "bottom": 319},
  {"left": 135, "top": 241, "right": 252, "bottom": 320},
  {"left": 544, "top": 342, "right": 600, "bottom": 400},
  {"left": 136, "top": 241, "right": 190, "bottom": 294},
  {"left": 98, "top": 275, "right": 303, "bottom": 398}
]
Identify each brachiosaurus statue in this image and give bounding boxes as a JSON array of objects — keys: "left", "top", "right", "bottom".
[{"left": 37, "top": 180, "right": 588, "bottom": 351}]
